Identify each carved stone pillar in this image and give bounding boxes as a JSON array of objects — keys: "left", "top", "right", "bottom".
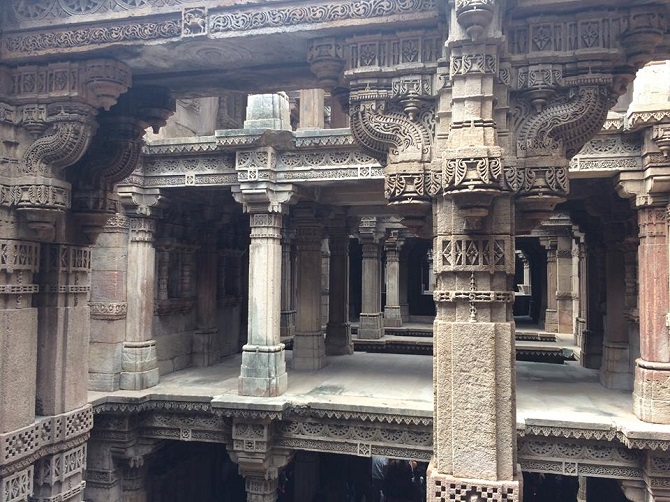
[
  {"left": 298, "top": 89, "right": 325, "bottom": 130},
  {"left": 429, "top": 196, "right": 520, "bottom": 499},
  {"left": 643, "top": 453, "right": 670, "bottom": 501},
  {"left": 634, "top": 205, "right": 670, "bottom": 423},
  {"left": 576, "top": 476, "right": 587, "bottom": 502},
  {"left": 541, "top": 238, "right": 559, "bottom": 333},
  {"left": 326, "top": 214, "right": 353, "bottom": 355},
  {"left": 601, "top": 223, "right": 633, "bottom": 390},
  {"left": 117, "top": 187, "right": 162, "bottom": 391},
  {"left": 556, "top": 233, "right": 575, "bottom": 334},
  {"left": 399, "top": 247, "right": 410, "bottom": 322},
  {"left": 36, "top": 244, "right": 92, "bottom": 417},
  {"left": 89, "top": 214, "right": 129, "bottom": 391},
  {"left": 358, "top": 218, "right": 384, "bottom": 340},
  {"left": 293, "top": 205, "right": 327, "bottom": 371},
  {"left": 240, "top": 212, "right": 288, "bottom": 395},
  {"left": 384, "top": 231, "right": 403, "bottom": 327},
  {"left": 321, "top": 239, "right": 330, "bottom": 329},
  {"left": 0, "top": 239, "right": 40, "bottom": 434},
  {"left": 583, "top": 244, "right": 605, "bottom": 369},
  {"left": 233, "top": 137, "right": 297, "bottom": 395},
  {"left": 193, "top": 228, "right": 219, "bottom": 368},
  {"left": 280, "top": 225, "right": 296, "bottom": 340}
]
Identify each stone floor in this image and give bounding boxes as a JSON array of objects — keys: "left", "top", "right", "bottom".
[{"left": 90, "top": 348, "right": 670, "bottom": 440}]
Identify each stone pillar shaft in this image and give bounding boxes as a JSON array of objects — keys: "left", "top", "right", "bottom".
[
  {"left": 543, "top": 239, "right": 559, "bottom": 332},
  {"left": 298, "top": 89, "right": 325, "bottom": 130},
  {"left": 359, "top": 239, "right": 384, "bottom": 339},
  {"left": 384, "top": 234, "right": 403, "bottom": 327},
  {"left": 37, "top": 244, "right": 91, "bottom": 416},
  {"left": 239, "top": 213, "right": 287, "bottom": 396},
  {"left": 634, "top": 206, "right": 670, "bottom": 422},
  {"left": 293, "top": 215, "right": 327, "bottom": 370},
  {"left": 601, "top": 237, "right": 632, "bottom": 390},
  {"left": 326, "top": 224, "right": 353, "bottom": 355},
  {"left": 121, "top": 217, "right": 159, "bottom": 390},
  {"left": 431, "top": 196, "right": 517, "bottom": 484},
  {"left": 280, "top": 229, "right": 296, "bottom": 339},
  {"left": 556, "top": 234, "right": 575, "bottom": 334},
  {"left": 89, "top": 215, "right": 129, "bottom": 391},
  {"left": 0, "top": 239, "right": 39, "bottom": 433}
]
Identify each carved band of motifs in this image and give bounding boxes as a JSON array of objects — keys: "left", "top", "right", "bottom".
[
  {"left": 0, "top": 405, "right": 93, "bottom": 478},
  {"left": 89, "top": 400, "right": 670, "bottom": 476},
  {"left": 5, "top": 0, "right": 438, "bottom": 55}
]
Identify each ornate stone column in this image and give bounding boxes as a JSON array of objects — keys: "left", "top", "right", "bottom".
[
  {"left": 89, "top": 214, "right": 129, "bottom": 391},
  {"left": 601, "top": 222, "right": 633, "bottom": 390},
  {"left": 240, "top": 211, "right": 288, "bottom": 395},
  {"left": 384, "top": 231, "right": 403, "bottom": 327},
  {"left": 0, "top": 239, "right": 40, "bottom": 434},
  {"left": 293, "top": 205, "right": 327, "bottom": 371},
  {"left": 326, "top": 213, "right": 353, "bottom": 355},
  {"left": 358, "top": 217, "right": 384, "bottom": 340},
  {"left": 117, "top": 188, "right": 162, "bottom": 391},
  {"left": 399, "top": 247, "right": 410, "bottom": 322},
  {"left": 193, "top": 227, "right": 219, "bottom": 368},
  {"left": 633, "top": 204, "right": 670, "bottom": 422},
  {"left": 298, "top": 89, "right": 325, "bottom": 130},
  {"left": 233, "top": 99, "right": 297, "bottom": 394},
  {"left": 540, "top": 237, "right": 559, "bottom": 332},
  {"left": 280, "top": 224, "right": 296, "bottom": 340}
]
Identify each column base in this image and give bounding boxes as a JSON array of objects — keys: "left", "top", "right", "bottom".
[
  {"left": 634, "top": 360, "right": 670, "bottom": 423},
  {"left": 600, "top": 341, "right": 632, "bottom": 390},
  {"left": 293, "top": 332, "right": 327, "bottom": 370},
  {"left": 358, "top": 313, "right": 384, "bottom": 339},
  {"left": 384, "top": 306, "right": 402, "bottom": 327},
  {"left": 427, "top": 462, "right": 522, "bottom": 502},
  {"left": 119, "top": 340, "right": 159, "bottom": 390},
  {"left": 544, "top": 309, "right": 558, "bottom": 332},
  {"left": 325, "top": 322, "right": 353, "bottom": 355},
  {"left": 239, "top": 344, "right": 287, "bottom": 397}
]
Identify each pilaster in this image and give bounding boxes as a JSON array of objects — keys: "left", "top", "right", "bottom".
[
  {"left": 280, "top": 224, "right": 296, "bottom": 340},
  {"left": 384, "top": 230, "right": 404, "bottom": 327},
  {"left": 633, "top": 204, "right": 670, "bottom": 423},
  {"left": 358, "top": 217, "right": 384, "bottom": 340},
  {"left": 541, "top": 238, "right": 558, "bottom": 332},
  {"left": 232, "top": 120, "right": 298, "bottom": 395},
  {"left": 292, "top": 204, "right": 327, "bottom": 371},
  {"left": 88, "top": 214, "right": 129, "bottom": 391},
  {"left": 36, "top": 243, "right": 92, "bottom": 416},
  {"left": 117, "top": 188, "right": 162, "bottom": 391},
  {"left": 325, "top": 213, "right": 353, "bottom": 355}
]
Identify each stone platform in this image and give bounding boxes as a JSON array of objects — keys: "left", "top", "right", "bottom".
[{"left": 90, "top": 351, "right": 670, "bottom": 447}]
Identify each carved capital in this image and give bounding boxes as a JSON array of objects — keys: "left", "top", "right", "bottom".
[
  {"left": 454, "top": 0, "right": 495, "bottom": 41},
  {"left": 307, "top": 37, "right": 346, "bottom": 90}
]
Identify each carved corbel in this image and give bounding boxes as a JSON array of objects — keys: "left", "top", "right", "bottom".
[
  {"left": 0, "top": 59, "right": 132, "bottom": 241},
  {"left": 349, "top": 81, "right": 435, "bottom": 207},
  {"left": 455, "top": 0, "right": 495, "bottom": 41},
  {"left": 70, "top": 86, "right": 175, "bottom": 242},
  {"left": 512, "top": 77, "right": 616, "bottom": 224}
]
